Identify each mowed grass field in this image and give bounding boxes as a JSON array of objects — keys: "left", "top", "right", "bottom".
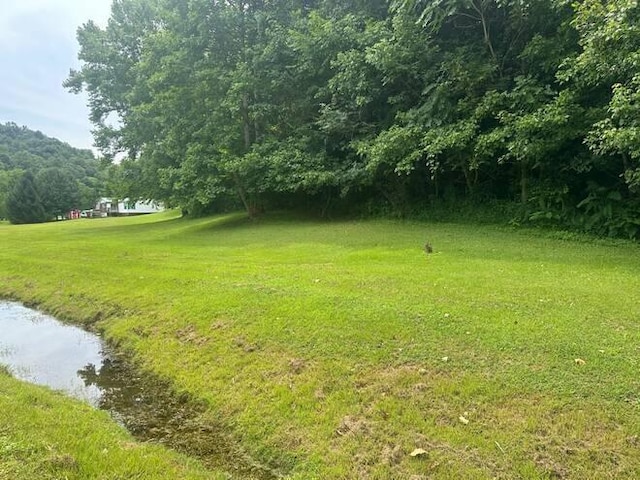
[{"left": 1, "top": 211, "right": 639, "bottom": 479}]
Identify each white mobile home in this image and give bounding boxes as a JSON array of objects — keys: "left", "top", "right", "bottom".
[{"left": 94, "top": 198, "right": 164, "bottom": 216}]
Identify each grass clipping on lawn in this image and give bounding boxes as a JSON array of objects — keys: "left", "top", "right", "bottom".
[{"left": 1, "top": 211, "right": 639, "bottom": 479}]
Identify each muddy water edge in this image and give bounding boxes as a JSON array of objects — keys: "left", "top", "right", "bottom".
[{"left": 0, "top": 301, "right": 279, "bottom": 480}]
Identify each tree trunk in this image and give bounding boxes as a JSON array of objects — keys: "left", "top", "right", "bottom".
[
  {"left": 232, "top": 173, "right": 253, "bottom": 218},
  {"left": 242, "top": 93, "right": 251, "bottom": 150},
  {"left": 520, "top": 161, "right": 528, "bottom": 204},
  {"left": 622, "top": 152, "right": 631, "bottom": 172},
  {"left": 462, "top": 163, "right": 474, "bottom": 196},
  {"left": 470, "top": 0, "right": 499, "bottom": 73}
]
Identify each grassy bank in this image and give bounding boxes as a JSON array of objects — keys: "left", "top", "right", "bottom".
[
  {"left": 0, "top": 366, "right": 217, "bottom": 480},
  {"left": 1, "top": 211, "right": 639, "bottom": 479}
]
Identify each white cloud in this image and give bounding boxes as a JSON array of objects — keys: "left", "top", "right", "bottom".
[
  {"left": 0, "top": 0, "right": 111, "bottom": 35},
  {"left": 0, "top": 0, "right": 113, "bottom": 150}
]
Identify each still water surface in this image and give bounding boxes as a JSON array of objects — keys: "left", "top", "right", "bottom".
[{"left": 0, "top": 301, "right": 105, "bottom": 405}]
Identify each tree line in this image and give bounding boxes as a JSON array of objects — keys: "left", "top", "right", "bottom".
[
  {"left": 67, "top": 0, "right": 640, "bottom": 237},
  {"left": 0, "top": 123, "right": 104, "bottom": 223}
]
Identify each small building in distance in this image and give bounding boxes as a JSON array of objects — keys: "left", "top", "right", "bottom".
[{"left": 93, "top": 198, "right": 164, "bottom": 217}]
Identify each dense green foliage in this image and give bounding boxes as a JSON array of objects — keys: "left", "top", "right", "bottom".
[
  {"left": 67, "top": 0, "right": 640, "bottom": 236},
  {"left": 0, "top": 122, "right": 104, "bottom": 222}
]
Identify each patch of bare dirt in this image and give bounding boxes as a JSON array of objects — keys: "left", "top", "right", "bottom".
[
  {"left": 288, "top": 358, "right": 307, "bottom": 374},
  {"left": 336, "top": 415, "right": 370, "bottom": 437},
  {"left": 175, "top": 324, "right": 209, "bottom": 346}
]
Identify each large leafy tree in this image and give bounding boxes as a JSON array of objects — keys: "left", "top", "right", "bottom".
[{"left": 68, "top": 0, "right": 390, "bottom": 216}]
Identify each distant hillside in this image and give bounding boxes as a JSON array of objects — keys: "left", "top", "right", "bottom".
[
  {"left": 0, "top": 122, "right": 99, "bottom": 176},
  {"left": 0, "top": 122, "right": 106, "bottom": 220}
]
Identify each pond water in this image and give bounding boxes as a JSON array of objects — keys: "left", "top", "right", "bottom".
[
  {"left": 0, "top": 301, "right": 106, "bottom": 405},
  {"left": 0, "top": 300, "right": 278, "bottom": 479}
]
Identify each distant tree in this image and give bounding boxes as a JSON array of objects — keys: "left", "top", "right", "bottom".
[
  {"left": 0, "top": 152, "right": 13, "bottom": 169},
  {"left": 0, "top": 169, "right": 23, "bottom": 220},
  {"left": 6, "top": 171, "right": 47, "bottom": 224},
  {"left": 35, "top": 168, "right": 81, "bottom": 219},
  {"left": 78, "top": 179, "right": 102, "bottom": 211}
]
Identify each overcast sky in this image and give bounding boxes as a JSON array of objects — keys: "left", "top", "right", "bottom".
[{"left": 0, "top": 0, "right": 113, "bottom": 151}]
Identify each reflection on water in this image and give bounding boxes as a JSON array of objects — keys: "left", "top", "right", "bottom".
[
  {"left": 76, "top": 351, "right": 277, "bottom": 478},
  {"left": 0, "top": 301, "right": 105, "bottom": 405}
]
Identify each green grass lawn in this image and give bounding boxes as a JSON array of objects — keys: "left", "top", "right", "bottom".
[{"left": 1, "top": 211, "right": 639, "bottom": 479}]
